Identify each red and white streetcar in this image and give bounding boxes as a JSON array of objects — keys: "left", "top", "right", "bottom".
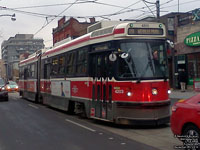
[{"left": 19, "top": 21, "right": 171, "bottom": 125}]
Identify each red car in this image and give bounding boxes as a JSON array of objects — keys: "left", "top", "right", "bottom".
[{"left": 171, "top": 94, "right": 200, "bottom": 145}]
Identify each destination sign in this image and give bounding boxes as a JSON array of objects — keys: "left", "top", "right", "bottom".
[{"left": 128, "top": 28, "right": 163, "bottom": 35}]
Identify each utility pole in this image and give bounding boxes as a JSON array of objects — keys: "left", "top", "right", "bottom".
[
  {"left": 156, "top": 0, "right": 160, "bottom": 20},
  {"left": 178, "top": 0, "right": 179, "bottom": 12}
]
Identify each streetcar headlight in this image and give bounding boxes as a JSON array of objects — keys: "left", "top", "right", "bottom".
[
  {"left": 152, "top": 88, "right": 158, "bottom": 95},
  {"left": 2, "top": 87, "right": 5, "bottom": 91},
  {"left": 7, "top": 86, "right": 11, "bottom": 89},
  {"left": 127, "top": 92, "right": 132, "bottom": 97},
  {"left": 16, "top": 86, "right": 19, "bottom": 89},
  {"left": 168, "top": 90, "right": 171, "bottom": 94}
]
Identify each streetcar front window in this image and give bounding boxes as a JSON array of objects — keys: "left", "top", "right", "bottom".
[{"left": 117, "top": 40, "right": 168, "bottom": 80}]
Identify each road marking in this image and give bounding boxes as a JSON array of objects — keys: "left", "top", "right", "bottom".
[
  {"left": 65, "top": 119, "right": 96, "bottom": 132},
  {"left": 108, "top": 137, "right": 114, "bottom": 140},
  {"left": 121, "top": 142, "right": 126, "bottom": 145},
  {"left": 28, "top": 104, "right": 39, "bottom": 109}
]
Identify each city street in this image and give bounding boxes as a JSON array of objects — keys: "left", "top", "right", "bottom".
[
  {"left": 0, "top": 1, "right": 199, "bottom": 150},
  {"left": 0, "top": 93, "right": 182, "bottom": 150},
  {"left": 0, "top": 93, "right": 158, "bottom": 150}
]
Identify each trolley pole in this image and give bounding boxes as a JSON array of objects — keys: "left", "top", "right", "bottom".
[{"left": 143, "top": 0, "right": 160, "bottom": 22}]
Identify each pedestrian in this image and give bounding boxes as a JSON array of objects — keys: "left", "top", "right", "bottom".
[{"left": 179, "top": 69, "right": 187, "bottom": 92}]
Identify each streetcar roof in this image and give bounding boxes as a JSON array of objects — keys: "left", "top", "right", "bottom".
[
  {"left": 20, "top": 21, "right": 166, "bottom": 64},
  {"left": 41, "top": 22, "right": 165, "bottom": 59}
]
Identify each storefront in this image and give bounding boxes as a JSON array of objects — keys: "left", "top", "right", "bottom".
[{"left": 175, "top": 29, "right": 200, "bottom": 88}]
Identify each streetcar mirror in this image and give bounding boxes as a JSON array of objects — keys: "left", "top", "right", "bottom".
[
  {"left": 121, "top": 53, "right": 129, "bottom": 59},
  {"left": 166, "top": 40, "right": 174, "bottom": 48},
  {"left": 109, "top": 53, "right": 117, "bottom": 62}
]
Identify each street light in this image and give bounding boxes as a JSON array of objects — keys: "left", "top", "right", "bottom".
[{"left": 0, "top": 13, "right": 16, "bottom": 21}]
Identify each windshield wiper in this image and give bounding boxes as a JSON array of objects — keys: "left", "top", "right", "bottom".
[
  {"left": 124, "top": 54, "right": 137, "bottom": 78},
  {"left": 136, "top": 62, "right": 149, "bottom": 83},
  {"left": 137, "top": 46, "right": 154, "bottom": 83}
]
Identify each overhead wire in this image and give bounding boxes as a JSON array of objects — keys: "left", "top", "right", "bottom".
[
  {"left": 106, "top": 0, "right": 142, "bottom": 19},
  {"left": 128, "top": 0, "right": 173, "bottom": 20},
  {"left": 10, "top": 1, "right": 96, "bottom": 10},
  {"left": 8, "top": 1, "right": 147, "bottom": 18},
  {"left": 0, "top": 0, "right": 168, "bottom": 20},
  {"left": 1, "top": 0, "right": 200, "bottom": 20},
  {"left": 161, "top": 0, "right": 200, "bottom": 10},
  {"left": 0, "top": 0, "right": 199, "bottom": 28},
  {"left": 34, "top": 0, "right": 79, "bottom": 35}
]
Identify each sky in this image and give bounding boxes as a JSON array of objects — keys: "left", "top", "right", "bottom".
[{"left": 0, "top": 0, "right": 200, "bottom": 50}]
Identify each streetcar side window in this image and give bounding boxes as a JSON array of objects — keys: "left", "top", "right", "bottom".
[
  {"left": 30, "top": 64, "right": 35, "bottom": 78},
  {"left": 76, "top": 48, "right": 88, "bottom": 76},
  {"left": 44, "top": 64, "right": 51, "bottom": 79},
  {"left": 66, "top": 52, "right": 76, "bottom": 76},
  {"left": 43, "top": 59, "right": 51, "bottom": 79},
  {"left": 58, "top": 56, "right": 65, "bottom": 75},
  {"left": 19, "top": 67, "right": 24, "bottom": 79},
  {"left": 51, "top": 57, "right": 59, "bottom": 76},
  {"left": 24, "top": 67, "right": 29, "bottom": 80}
]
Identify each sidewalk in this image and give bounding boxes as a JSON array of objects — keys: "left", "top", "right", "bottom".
[{"left": 170, "top": 89, "right": 200, "bottom": 99}]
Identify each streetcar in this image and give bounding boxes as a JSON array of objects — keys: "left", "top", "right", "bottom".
[{"left": 19, "top": 22, "right": 171, "bottom": 125}]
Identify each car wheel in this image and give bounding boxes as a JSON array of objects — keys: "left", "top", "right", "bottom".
[{"left": 183, "top": 124, "right": 200, "bottom": 148}]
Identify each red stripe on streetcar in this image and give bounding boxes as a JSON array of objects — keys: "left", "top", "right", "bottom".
[
  {"left": 43, "top": 28, "right": 125, "bottom": 57},
  {"left": 22, "top": 27, "right": 125, "bottom": 63},
  {"left": 114, "top": 28, "right": 125, "bottom": 34},
  {"left": 43, "top": 35, "right": 90, "bottom": 56}
]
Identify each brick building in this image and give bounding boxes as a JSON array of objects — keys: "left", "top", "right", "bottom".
[{"left": 52, "top": 17, "right": 95, "bottom": 46}]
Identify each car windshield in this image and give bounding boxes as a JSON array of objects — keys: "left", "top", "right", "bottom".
[
  {"left": 9, "top": 81, "right": 17, "bottom": 85},
  {"left": 117, "top": 40, "right": 168, "bottom": 80},
  {"left": 0, "top": 79, "right": 5, "bottom": 86}
]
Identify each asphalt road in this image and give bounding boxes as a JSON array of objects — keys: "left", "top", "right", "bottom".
[{"left": 0, "top": 93, "right": 157, "bottom": 150}]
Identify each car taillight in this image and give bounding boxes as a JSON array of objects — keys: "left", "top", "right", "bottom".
[{"left": 172, "top": 105, "right": 178, "bottom": 112}]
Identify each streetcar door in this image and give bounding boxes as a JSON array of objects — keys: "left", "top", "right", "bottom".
[{"left": 91, "top": 52, "right": 113, "bottom": 120}]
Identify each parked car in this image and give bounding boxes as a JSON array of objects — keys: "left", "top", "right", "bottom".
[
  {"left": 0, "top": 78, "right": 8, "bottom": 101},
  {"left": 6, "top": 81, "right": 19, "bottom": 92},
  {"left": 171, "top": 95, "right": 200, "bottom": 148}
]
